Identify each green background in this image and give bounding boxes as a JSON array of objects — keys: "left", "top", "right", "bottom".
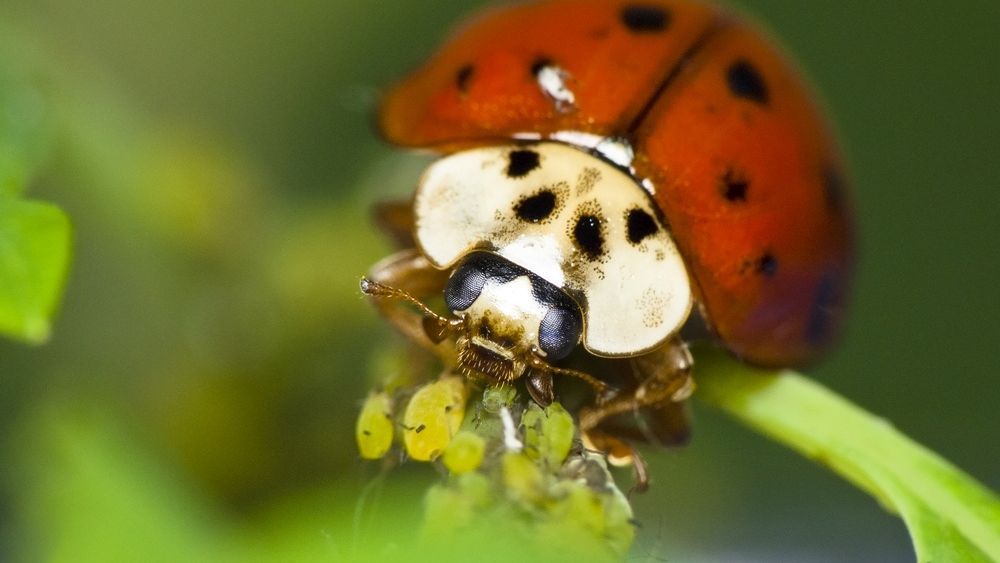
[{"left": 0, "top": 0, "right": 997, "bottom": 560}]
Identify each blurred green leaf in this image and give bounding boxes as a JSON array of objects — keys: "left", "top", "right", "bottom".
[
  {"left": 694, "top": 345, "right": 1000, "bottom": 562},
  {"left": 16, "top": 405, "right": 222, "bottom": 563},
  {"left": 0, "top": 63, "right": 54, "bottom": 197},
  {"left": 0, "top": 195, "right": 71, "bottom": 343}
]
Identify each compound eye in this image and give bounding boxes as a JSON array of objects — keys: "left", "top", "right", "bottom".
[
  {"left": 537, "top": 304, "right": 582, "bottom": 361},
  {"left": 444, "top": 261, "right": 488, "bottom": 312}
]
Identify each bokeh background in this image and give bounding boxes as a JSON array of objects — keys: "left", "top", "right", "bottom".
[{"left": 0, "top": 0, "right": 997, "bottom": 561}]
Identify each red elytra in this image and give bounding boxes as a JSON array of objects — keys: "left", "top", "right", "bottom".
[{"left": 379, "top": 0, "right": 853, "bottom": 367}]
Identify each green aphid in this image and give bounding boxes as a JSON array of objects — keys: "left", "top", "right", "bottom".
[
  {"left": 443, "top": 430, "right": 486, "bottom": 474},
  {"left": 502, "top": 452, "right": 544, "bottom": 504},
  {"left": 481, "top": 385, "right": 517, "bottom": 414},
  {"left": 522, "top": 402, "right": 575, "bottom": 468},
  {"left": 422, "top": 483, "right": 472, "bottom": 537}
]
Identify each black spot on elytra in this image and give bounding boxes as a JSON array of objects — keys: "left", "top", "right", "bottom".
[
  {"left": 727, "top": 59, "right": 769, "bottom": 105},
  {"left": 806, "top": 272, "right": 841, "bottom": 344},
  {"left": 506, "top": 149, "right": 541, "bottom": 178},
  {"left": 620, "top": 5, "right": 670, "bottom": 33},
  {"left": 531, "top": 57, "right": 554, "bottom": 77},
  {"left": 626, "top": 208, "right": 659, "bottom": 244},
  {"left": 721, "top": 168, "right": 749, "bottom": 202},
  {"left": 455, "top": 64, "right": 474, "bottom": 93},
  {"left": 573, "top": 214, "right": 605, "bottom": 259},
  {"left": 515, "top": 190, "right": 557, "bottom": 222},
  {"left": 823, "top": 164, "right": 846, "bottom": 212},
  {"left": 414, "top": 424, "right": 426, "bottom": 434},
  {"left": 756, "top": 253, "right": 778, "bottom": 277}
]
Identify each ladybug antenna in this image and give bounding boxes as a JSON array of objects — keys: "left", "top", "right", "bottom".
[{"left": 359, "top": 277, "right": 463, "bottom": 344}]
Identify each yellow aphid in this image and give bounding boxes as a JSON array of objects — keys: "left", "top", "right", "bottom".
[
  {"left": 403, "top": 376, "right": 468, "bottom": 461},
  {"left": 443, "top": 431, "right": 486, "bottom": 474},
  {"left": 356, "top": 391, "right": 394, "bottom": 459}
]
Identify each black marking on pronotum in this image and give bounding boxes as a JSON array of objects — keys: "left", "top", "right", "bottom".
[
  {"left": 414, "top": 424, "right": 426, "bottom": 434},
  {"left": 506, "top": 149, "right": 541, "bottom": 178},
  {"left": 456, "top": 64, "right": 474, "bottom": 93},
  {"left": 451, "top": 252, "right": 577, "bottom": 313},
  {"left": 756, "top": 252, "right": 778, "bottom": 277},
  {"left": 727, "top": 59, "right": 769, "bottom": 104},
  {"left": 626, "top": 207, "right": 659, "bottom": 244},
  {"left": 823, "top": 164, "right": 846, "bottom": 212},
  {"left": 573, "top": 214, "right": 605, "bottom": 259},
  {"left": 721, "top": 168, "right": 749, "bottom": 202},
  {"left": 531, "top": 57, "right": 554, "bottom": 77},
  {"left": 514, "top": 190, "right": 557, "bottom": 223},
  {"left": 806, "top": 271, "right": 840, "bottom": 344},
  {"left": 620, "top": 5, "right": 671, "bottom": 33}
]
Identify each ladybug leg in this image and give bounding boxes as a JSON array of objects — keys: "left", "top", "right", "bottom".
[
  {"left": 578, "top": 338, "right": 694, "bottom": 490},
  {"left": 361, "top": 249, "right": 459, "bottom": 357},
  {"left": 524, "top": 369, "right": 554, "bottom": 407},
  {"left": 582, "top": 428, "right": 650, "bottom": 493},
  {"left": 371, "top": 199, "right": 415, "bottom": 249},
  {"left": 632, "top": 337, "right": 695, "bottom": 406},
  {"left": 578, "top": 337, "right": 693, "bottom": 431}
]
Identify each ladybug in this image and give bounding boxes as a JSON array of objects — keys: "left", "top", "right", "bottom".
[{"left": 361, "top": 0, "right": 853, "bottom": 486}]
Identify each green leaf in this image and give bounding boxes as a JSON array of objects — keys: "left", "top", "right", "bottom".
[
  {"left": 694, "top": 345, "right": 1000, "bottom": 562},
  {"left": 0, "top": 195, "right": 71, "bottom": 343},
  {"left": 0, "top": 57, "right": 55, "bottom": 197},
  {"left": 14, "top": 405, "right": 222, "bottom": 563}
]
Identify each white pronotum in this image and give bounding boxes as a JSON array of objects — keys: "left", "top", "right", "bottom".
[{"left": 414, "top": 142, "right": 693, "bottom": 357}]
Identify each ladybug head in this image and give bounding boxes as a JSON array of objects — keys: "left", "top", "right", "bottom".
[
  {"left": 445, "top": 251, "right": 583, "bottom": 384},
  {"left": 360, "top": 249, "right": 590, "bottom": 406}
]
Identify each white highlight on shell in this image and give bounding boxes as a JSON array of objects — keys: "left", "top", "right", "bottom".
[
  {"left": 549, "top": 131, "right": 636, "bottom": 169},
  {"left": 511, "top": 131, "right": 640, "bottom": 175},
  {"left": 535, "top": 64, "right": 576, "bottom": 112}
]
